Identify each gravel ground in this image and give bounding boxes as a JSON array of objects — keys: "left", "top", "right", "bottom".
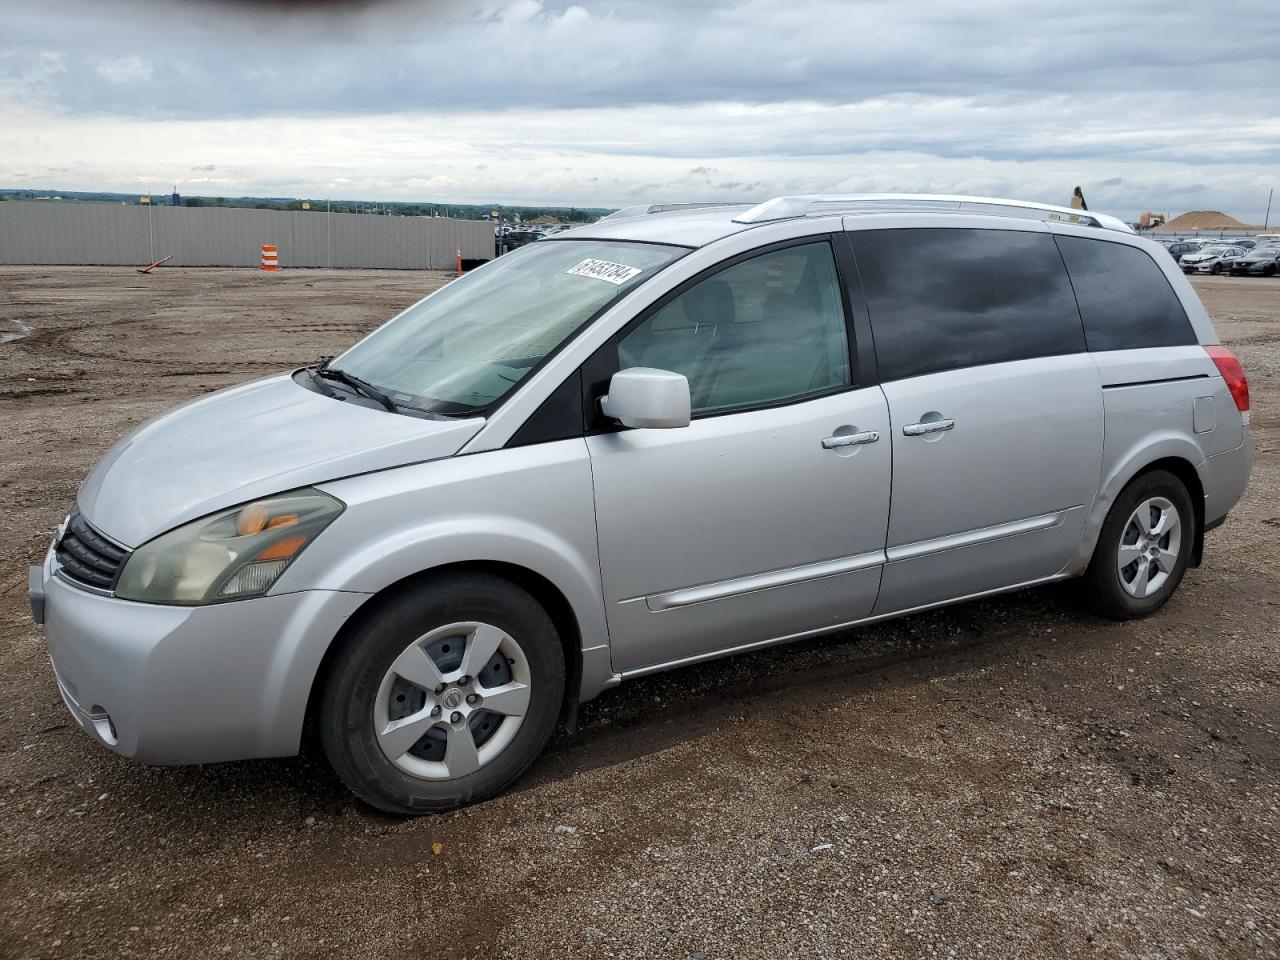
[{"left": 0, "top": 267, "right": 1277, "bottom": 960}]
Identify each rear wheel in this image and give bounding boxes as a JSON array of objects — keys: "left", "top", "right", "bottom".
[
  {"left": 1080, "top": 470, "right": 1195, "bottom": 620},
  {"left": 319, "top": 573, "right": 565, "bottom": 814}
]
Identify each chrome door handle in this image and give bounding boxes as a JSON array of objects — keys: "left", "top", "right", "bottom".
[
  {"left": 902, "top": 418, "right": 955, "bottom": 437},
  {"left": 822, "top": 430, "right": 879, "bottom": 449}
]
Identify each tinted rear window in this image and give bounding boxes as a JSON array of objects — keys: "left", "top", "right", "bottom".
[
  {"left": 849, "top": 228, "right": 1085, "bottom": 381},
  {"left": 1055, "top": 236, "right": 1196, "bottom": 351}
]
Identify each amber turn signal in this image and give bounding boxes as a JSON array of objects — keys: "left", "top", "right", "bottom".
[{"left": 254, "top": 534, "right": 309, "bottom": 561}]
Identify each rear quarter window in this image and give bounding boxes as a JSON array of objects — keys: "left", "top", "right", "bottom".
[{"left": 1055, "top": 236, "right": 1196, "bottom": 351}]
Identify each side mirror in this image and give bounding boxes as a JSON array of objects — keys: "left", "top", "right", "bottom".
[{"left": 600, "top": 368, "right": 691, "bottom": 430}]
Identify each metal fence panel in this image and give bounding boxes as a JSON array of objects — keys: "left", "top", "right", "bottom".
[{"left": 0, "top": 201, "right": 494, "bottom": 268}]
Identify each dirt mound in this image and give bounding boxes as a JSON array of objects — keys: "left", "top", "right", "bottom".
[{"left": 1161, "top": 210, "right": 1249, "bottom": 231}]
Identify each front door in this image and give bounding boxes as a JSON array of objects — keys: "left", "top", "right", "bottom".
[
  {"left": 846, "top": 225, "right": 1104, "bottom": 614},
  {"left": 585, "top": 239, "right": 892, "bottom": 674}
]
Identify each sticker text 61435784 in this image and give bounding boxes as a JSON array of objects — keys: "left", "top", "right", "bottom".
[{"left": 565, "top": 258, "right": 643, "bottom": 286}]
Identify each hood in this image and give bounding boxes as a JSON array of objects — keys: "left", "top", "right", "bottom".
[{"left": 78, "top": 374, "right": 484, "bottom": 546}]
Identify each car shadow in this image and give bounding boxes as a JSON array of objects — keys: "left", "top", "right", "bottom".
[{"left": 516, "top": 581, "right": 1104, "bottom": 794}]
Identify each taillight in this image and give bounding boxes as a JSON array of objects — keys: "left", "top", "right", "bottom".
[{"left": 1204, "top": 345, "right": 1249, "bottom": 412}]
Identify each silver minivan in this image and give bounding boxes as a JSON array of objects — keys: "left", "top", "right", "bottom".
[{"left": 29, "top": 195, "right": 1253, "bottom": 813}]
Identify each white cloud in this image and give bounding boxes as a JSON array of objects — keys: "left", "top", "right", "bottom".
[{"left": 93, "top": 54, "right": 152, "bottom": 83}]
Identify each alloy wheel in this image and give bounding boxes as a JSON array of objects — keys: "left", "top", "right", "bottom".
[
  {"left": 1117, "top": 497, "right": 1182, "bottom": 599},
  {"left": 373, "top": 621, "right": 531, "bottom": 780}
]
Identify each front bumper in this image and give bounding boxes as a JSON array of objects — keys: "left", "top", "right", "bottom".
[
  {"left": 29, "top": 565, "right": 45, "bottom": 624},
  {"left": 31, "top": 551, "right": 368, "bottom": 765}
]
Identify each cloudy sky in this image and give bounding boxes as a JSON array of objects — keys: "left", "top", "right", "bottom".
[{"left": 2, "top": 0, "right": 1278, "bottom": 220}]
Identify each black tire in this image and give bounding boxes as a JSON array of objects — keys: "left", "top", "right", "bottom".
[
  {"left": 1266, "top": 264, "right": 1276, "bottom": 277},
  {"left": 1211, "top": 263, "right": 1221, "bottom": 275},
  {"left": 319, "top": 572, "right": 565, "bottom": 814},
  {"left": 1079, "top": 469, "right": 1195, "bottom": 621}
]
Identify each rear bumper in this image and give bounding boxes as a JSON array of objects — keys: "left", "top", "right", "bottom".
[
  {"left": 1200, "top": 429, "right": 1253, "bottom": 529},
  {"left": 34, "top": 552, "right": 368, "bottom": 765}
]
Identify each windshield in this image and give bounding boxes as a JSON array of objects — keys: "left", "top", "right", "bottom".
[
  {"left": 332, "top": 239, "right": 684, "bottom": 415},
  {"left": 1201, "top": 245, "right": 1230, "bottom": 255}
]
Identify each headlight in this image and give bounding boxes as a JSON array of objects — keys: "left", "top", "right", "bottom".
[{"left": 115, "top": 489, "right": 343, "bottom": 605}]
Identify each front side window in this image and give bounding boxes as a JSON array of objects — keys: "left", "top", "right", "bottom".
[
  {"left": 334, "top": 240, "right": 683, "bottom": 415},
  {"left": 615, "top": 241, "right": 851, "bottom": 415},
  {"left": 850, "top": 227, "right": 1085, "bottom": 381},
  {"left": 1054, "top": 236, "right": 1195, "bottom": 351}
]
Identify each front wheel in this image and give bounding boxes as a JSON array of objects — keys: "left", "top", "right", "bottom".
[
  {"left": 1211, "top": 263, "right": 1222, "bottom": 275},
  {"left": 319, "top": 573, "right": 565, "bottom": 814},
  {"left": 1079, "top": 470, "right": 1195, "bottom": 620}
]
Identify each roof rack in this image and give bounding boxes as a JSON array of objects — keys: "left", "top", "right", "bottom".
[
  {"left": 597, "top": 201, "right": 753, "bottom": 224},
  {"left": 731, "top": 194, "right": 1134, "bottom": 233}
]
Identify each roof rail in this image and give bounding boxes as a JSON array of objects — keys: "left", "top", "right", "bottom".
[
  {"left": 597, "top": 201, "right": 753, "bottom": 224},
  {"left": 731, "top": 194, "right": 1135, "bottom": 233}
]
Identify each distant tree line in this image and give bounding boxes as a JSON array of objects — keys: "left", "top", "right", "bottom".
[{"left": 0, "top": 188, "right": 609, "bottom": 222}]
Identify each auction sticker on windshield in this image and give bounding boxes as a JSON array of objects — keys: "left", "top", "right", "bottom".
[{"left": 566, "top": 259, "right": 643, "bottom": 285}]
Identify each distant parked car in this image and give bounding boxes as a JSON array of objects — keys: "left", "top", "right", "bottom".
[
  {"left": 1161, "top": 240, "right": 1201, "bottom": 263},
  {"left": 1231, "top": 238, "right": 1257, "bottom": 250},
  {"left": 1180, "top": 244, "right": 1245, "bottom": 275},
  {"left": 1229, "top": 246, "right": 1280, "bottom": 276},
  {"left": 503, "top": 230, "right": 543, "bottom": 250}
]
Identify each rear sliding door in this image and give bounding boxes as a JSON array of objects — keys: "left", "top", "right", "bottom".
[{"left": 845, "top": 224, "right": 1104, "bottom": 614}]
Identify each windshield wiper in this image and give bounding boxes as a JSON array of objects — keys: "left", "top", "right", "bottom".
[
  {"left": 304, "top": 357, "right": 339, "bottom": 399},
  {"left": 309, "top": 357, "right": 400, "bottom": 412}
]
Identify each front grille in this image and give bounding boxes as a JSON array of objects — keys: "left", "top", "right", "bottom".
[{"left": 55, "top": 509, "right": 128, "bottom": 591}]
